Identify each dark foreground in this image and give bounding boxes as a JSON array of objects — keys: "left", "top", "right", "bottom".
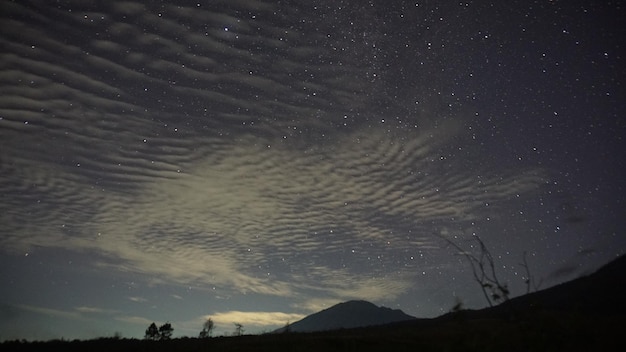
[
  {"left": 2, "top": 312, "right": 622, "bottom": 352},
  {"left": 4, "top": 255, "right": 625, "bottom": 351}
]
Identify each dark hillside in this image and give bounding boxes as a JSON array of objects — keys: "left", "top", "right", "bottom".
[{"left": 440, "top": 254, "right": 626, "bottom": 321}]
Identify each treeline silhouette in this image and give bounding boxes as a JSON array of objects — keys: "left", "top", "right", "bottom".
[{"left": 144, "top": 322, "right": 173, "bottom": 341}]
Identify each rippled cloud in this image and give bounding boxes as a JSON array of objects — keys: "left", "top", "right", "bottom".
[
  {"left": 1, "top": 0, "right": 548, "bottom": 317},
  {"left": 1, "top": 122, "right": 545, "bottom": 303}
]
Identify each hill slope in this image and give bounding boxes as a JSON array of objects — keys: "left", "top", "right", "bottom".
[
  {"left": 506, "top": 254, "right": 626, "bottom": 313},
  {"left": 438, "top": 254, "right": 626, "bottom": 321}
]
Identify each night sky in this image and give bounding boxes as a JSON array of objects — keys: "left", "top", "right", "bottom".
[{"left": 1, "top": 0, "right": 624, "bottom": 341}]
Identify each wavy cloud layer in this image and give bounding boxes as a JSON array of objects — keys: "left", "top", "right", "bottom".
[{"left": 1, "top": 0, "right": 548, "bottom": 320}]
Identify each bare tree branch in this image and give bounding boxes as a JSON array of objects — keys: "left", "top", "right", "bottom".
[
  {"left": 437, "top": 233, "right": 510, "bottom": 307},
  {"left": 519, "top": 251, "right": 543, "bottom": 294}
]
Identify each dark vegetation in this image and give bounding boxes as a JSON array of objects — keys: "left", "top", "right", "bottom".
[
  {"left": 2, "top": 255, "right": 624, "bottom": 351},
  {"left": 144, "top": 322, "right": 173, "bottom": 341},
  {"left": 198, "top": 318, "right": 214, "bottom": 338},
  {"left": 437, "top": 233, "right": 544, "bottom": 307},
  {"left": 440, "top": 234, "right": 512, "bottom": 306},
  {"left": 1, "top": 315, "right": 621, "bottom": 352}
]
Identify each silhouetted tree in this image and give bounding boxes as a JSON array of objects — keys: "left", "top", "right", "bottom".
[
  {"left": 144, "top": 322, "right": 159, "bottom": 340},
  {"left": 199, "top": 318, "right": 214, "bottom": 338},
  {"left": 233, "top": 323, "right": 244, "bottom": 336},
  {"left": 158, "top": 322, "right": 174, "bottom": 340}
]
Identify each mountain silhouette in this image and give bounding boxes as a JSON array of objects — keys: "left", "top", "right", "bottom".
[{"left": 274, "top": 300, "right": 415, "bottom": 333}]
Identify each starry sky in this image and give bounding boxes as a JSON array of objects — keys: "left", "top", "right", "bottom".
[{"left": 1, "top": 0, "right": 624, "bottom": 341}]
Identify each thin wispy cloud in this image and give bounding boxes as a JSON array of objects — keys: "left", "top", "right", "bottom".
[
  {"left": 75, "top": 306, "right": 117, "bottom": 314},
  {"left": 115, "top": 315, "right": 155, "bottom": 326},
  {"left": 128, "top": 297, "right": 147, "bottom": 303},
  {"left": 209, "top": 311, "right": 305, "bottom": 329},
  {"left": 15, "top": 304, "right": 113, "bottom": 320}
]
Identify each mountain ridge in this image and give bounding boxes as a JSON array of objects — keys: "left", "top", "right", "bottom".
[{"left": 274, "top": 300, "right": 415, "bottom": 333}]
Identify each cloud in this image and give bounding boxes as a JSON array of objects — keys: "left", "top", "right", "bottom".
[
  {"left": 0, "top": 0, "right": 549, "bottom": 313},
  {"left": 115, "top": 316, "right": 155, "bottom": 326},
  {"left": 74, "top": 306, "right": 117, "bottom": 314},
  {"left": 15, "top": 304, "right": 82, "bottom": 320},
  {"left": 11, "top": 304, "right": 119, "bottom": 320},
  {"left": 209, "top": 311, "right": 305, "bottom": 329},
  {"left": 128, "top": 296, "right": 147, "bottom": 303},
  {"left": 1, "top": 123, "right": 546, "bottom": 302}
]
